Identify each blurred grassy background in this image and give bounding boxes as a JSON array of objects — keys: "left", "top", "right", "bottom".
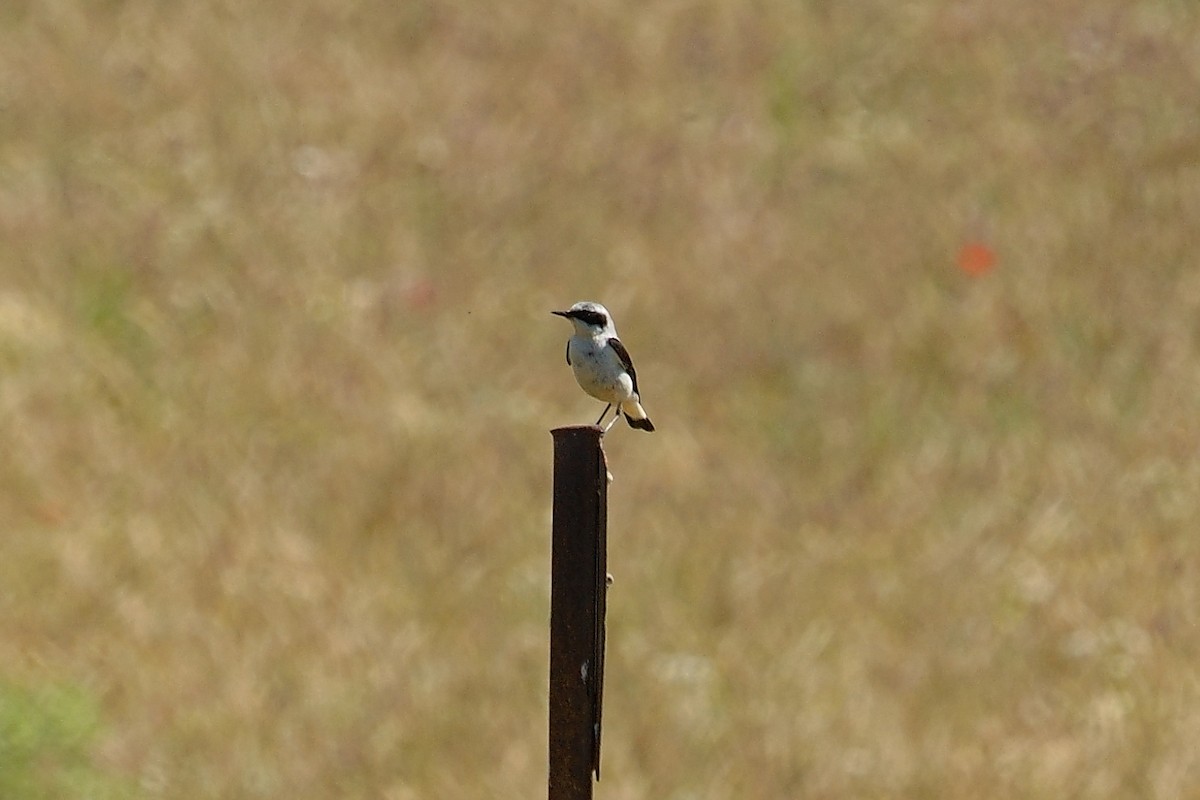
[{"left": 2, "top": 0, "right": 1200, "bottom": 797}]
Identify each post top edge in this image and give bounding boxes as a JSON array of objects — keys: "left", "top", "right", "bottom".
[{"left": 550, "top": 424, "right": 604, "bottom": 437}]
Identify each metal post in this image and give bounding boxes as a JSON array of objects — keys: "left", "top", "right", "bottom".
[{"left": 549, "top": 425, "right": 608, "bottom": 800}]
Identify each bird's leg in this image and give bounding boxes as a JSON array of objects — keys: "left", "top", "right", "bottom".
[
  {"left": 603, "top": 411, "right": 621, "bottom": 433},
  {"left": 595, "top": 404, "right": 612, "bottom": 427}
]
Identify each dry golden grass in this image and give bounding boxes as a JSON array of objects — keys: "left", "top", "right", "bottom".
[{"left": 3, "top": 0, "right": 1200, "bottom": 796}]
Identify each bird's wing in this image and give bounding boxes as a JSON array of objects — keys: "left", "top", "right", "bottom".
[
  {"left": 565, "top": 341, "right": 572, "bottom": 366},
  {"left": 607, "top": 338, "right": 640, "bottom": 396}
]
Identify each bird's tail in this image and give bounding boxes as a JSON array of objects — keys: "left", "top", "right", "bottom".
[{"left": 622, "top": 400, "right": 655, "bottom": 432}]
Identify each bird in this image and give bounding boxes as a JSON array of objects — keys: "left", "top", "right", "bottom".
[{"left": 552, "top": 301, "right": 655, "bottom": 433}]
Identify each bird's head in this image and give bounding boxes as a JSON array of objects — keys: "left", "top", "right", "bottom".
[{"left": 552, "top": 301, "right": 614, "bottom": 336}]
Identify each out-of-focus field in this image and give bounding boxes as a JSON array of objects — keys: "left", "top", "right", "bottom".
[{"left": 2, "top": 0, "right": 1200, "bottom": 797}]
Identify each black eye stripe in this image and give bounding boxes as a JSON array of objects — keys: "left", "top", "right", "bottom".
[{"left": 576, "top": 310, "right": 607, "bottom": 326}]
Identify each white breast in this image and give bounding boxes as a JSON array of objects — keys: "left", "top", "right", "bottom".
[{"left": 568, "top": 337, "right": 634, "bottom": 404}]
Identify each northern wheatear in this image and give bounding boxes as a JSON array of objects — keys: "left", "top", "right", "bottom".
[{"left": 553, "top": 301, "right": 655, "bottom": 433}]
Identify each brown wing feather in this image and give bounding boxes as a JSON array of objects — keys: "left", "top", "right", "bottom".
[{"left": 607, "top": 338, "right": 641, "bottom": 397}]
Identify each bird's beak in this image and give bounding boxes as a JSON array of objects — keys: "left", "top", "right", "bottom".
[{"left": 551, "top": 310, "right": 571, "bottom": 318}]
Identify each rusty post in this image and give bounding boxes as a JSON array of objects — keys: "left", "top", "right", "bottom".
[{"left": 549, "top": 425, "right": 608, "bottom": 800}]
